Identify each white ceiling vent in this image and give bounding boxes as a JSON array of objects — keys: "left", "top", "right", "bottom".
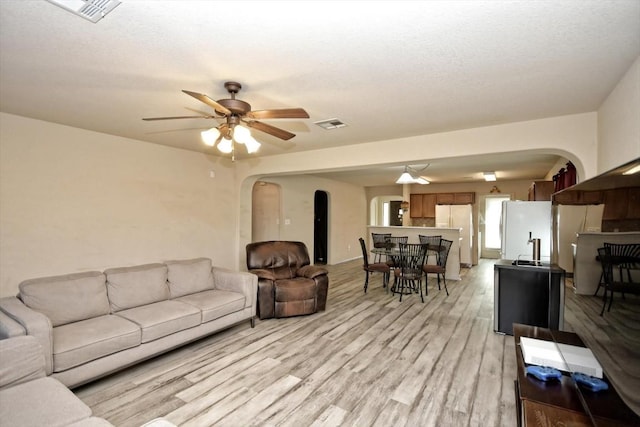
[
  {"left": 46, "top": 0, "right": 121, "bottom": 23},
  {"left": 314, "top": 118, "right": 347, "bottom": 130}
]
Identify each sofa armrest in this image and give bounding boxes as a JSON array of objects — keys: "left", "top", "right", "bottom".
[
  {"left": 0, "top": 297, "right": 53, "bottom": 375},
  {"left": 297, "top": 265, "right": 328, "bottom": 279},
  {"left": 212, "top": 267, "right": 258, "bottom": 312},
  {"left": 0, "top": 335, "right": 46, "bottom": 390},
  {"left": 0, "top": 309, "right": 26, "bottom": 338}
]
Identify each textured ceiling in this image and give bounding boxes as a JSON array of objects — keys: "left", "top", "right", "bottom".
[{"left": 1, "top": 1, "right": 638, "bottom": 185}]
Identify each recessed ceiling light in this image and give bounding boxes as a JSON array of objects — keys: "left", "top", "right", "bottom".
[{"left": 314, "top": 118, "right": 347, "bottom": 130}]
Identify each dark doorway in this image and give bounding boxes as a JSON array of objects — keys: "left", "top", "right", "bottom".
[
  {"left": 314, "top": 190, "right": 328, "bottom": 264},
  {"left": 390, "top": 200, "right": 403, "bottom": 226}
]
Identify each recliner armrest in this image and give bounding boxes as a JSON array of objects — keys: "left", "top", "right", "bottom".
[
  {"left": 297, "top": 265, "right": 328, "bottom": 279},
  {"left": 248, "top": 268, "right": 277, "bottom": 281},
  {"left": 0, "top": 297, "right": 53, "bottom": 375}
]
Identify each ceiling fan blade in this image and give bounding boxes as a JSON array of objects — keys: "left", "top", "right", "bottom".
[
  {"left": 182, "top": 90, "right": 232, "bottom": 116},
  {"left": 246, "top": 120, "right": 296, "bottom": 140},
  {"left": 247, "top": 108, "right": 309, "bottom": 120},
  {"left": 142, "top": 115, "right": 216, "bottom": 121}
]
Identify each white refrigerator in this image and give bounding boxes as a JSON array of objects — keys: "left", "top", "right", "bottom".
[
  {"left": 500, "top": 201, "right": 552, "bottom": 262},
  {"left": 435, "top": 204, "right": 473, "bottom": 266},
  {"left": 555, "top": 204, "right": 604, "bottom": 272}
]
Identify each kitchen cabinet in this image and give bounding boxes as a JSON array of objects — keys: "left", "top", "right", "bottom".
[
  {"left": 411, "top": 192, "right": 473, "bottom": 218},
  {"left": 421, "top": 193, "right": 436, "bottom": 218},
  {"left": 603, "top": 188, "right": 628, "bottom": 220},
  {"left": 436, "top": 192, "right": 475, "bottom": 205},
  {"left": 528, "top": 181, "right": 554, "bottom": 201},
  {"left": 628, "top": 188, "right": 640, "bottom": 219},
  {"left": 409, "top": 194, "right": 423, "bottom": 218}
]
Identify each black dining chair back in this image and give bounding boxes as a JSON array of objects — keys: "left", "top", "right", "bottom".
[
  {"left": 359, "top": 237, "right": 390, "bottom": 293},
  {"left": 423, "top": 238, "right": 453, "bottom": 296},
  {"left": 371, "top": 232, "right": 392, "bottom": 262},
  {"left": 385, "top": 236, "right": 409, "bottom": 268},
  {"left": 394, "top": 243, "right": 427, "bottom": 302},
  {"left": 419, "top": 234, "right": 442, "bottom": 265},
  {"left": 597, "top": 246, "right": 640, "bottom": 315}
]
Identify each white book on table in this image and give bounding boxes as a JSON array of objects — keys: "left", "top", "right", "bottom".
[{"left": 520, "top": 336, "right": 603, "bottom": 378}]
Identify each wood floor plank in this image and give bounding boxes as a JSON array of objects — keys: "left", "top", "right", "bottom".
[{"left": 73, "top": 258, "right": 639, "bottom": 426}]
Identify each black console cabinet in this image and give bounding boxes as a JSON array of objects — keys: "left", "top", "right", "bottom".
[{"left": 494, "top": 260, "right": 565, "bottom": 335}]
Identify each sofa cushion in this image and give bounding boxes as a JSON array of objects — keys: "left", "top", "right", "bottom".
[
  {"left": 166, "top": 258, "right": 214, "bottom": 298},
  {"left": 105, "top": 263, "right": 168, "bottom": 312},
  {"left": 176, "top": 289, "right": 246, "bottom": 323},
  {"left": 0, "top": 377, "right": 92, "bottom": 427},
  {"left": 52, "top": 315, "right": 141, "bottom": 372},
  {"left": 115, "top": 300, "right": 200, "bottom": 343},
  {"left": 18, "top": 271, "right": 109, "bottom": 327}
]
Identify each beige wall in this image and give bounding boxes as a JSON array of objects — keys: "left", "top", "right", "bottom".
[
  {"left": 0, "top": 113, "right": 238, "bottom": 297},
  {"left": 236, "top": 113, "right": 599, "bottom": 269},
  {"left": 598, "top": 55, "right": 640, "bottom": 173},
  {"left": 248, "top": 175, "right": 367, "bottom": 266}
]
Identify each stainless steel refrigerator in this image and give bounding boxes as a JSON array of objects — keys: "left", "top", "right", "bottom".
[{"left": 500, "top": 201, "right": 552, "bottom": 262}]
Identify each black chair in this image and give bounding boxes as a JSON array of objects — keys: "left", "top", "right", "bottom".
[
  {"left": 594, "top": 242, "right": 640, "bottom": 296},
  {"left": 371, "top": 232, "right": 391, "bottom": 262},
  {"left": 597, "top": 246, "right": 640, "bottom": 315},
  {"left": 423, "top": 239, "right": 452, "bottom": 296},
  {"left": 393, "top": 243, "right": 427, "bottom": 302},
  {"left": 419, "top": 234, "right": 442, "bottom": 265},
  {"left": 384, "top": 236, "right": 409, "bottom": 269},
  {"left": 359, "top": 237, "right": 390, "bottom": 293}
]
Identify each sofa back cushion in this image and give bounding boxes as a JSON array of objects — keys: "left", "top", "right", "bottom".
[
  {"left": 18, "top": 271, "right": 109, "bottom": 327},
  {"left": 246, "top": 241, "right": 311, "bottom": 280},
  {"left": 165, "top": 258, "right": 214, "bottom": 298},
  {"left": 105, "top": 263, "right": 168, "bottom": 312}
]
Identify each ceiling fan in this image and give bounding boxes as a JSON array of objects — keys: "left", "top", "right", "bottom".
[{"left": 143, "top": 81, "right": 309, "bottom": 159}]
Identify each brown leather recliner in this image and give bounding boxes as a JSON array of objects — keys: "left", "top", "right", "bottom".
[{"left": 246, "top": 241, "right": 329, "bottom": 319}]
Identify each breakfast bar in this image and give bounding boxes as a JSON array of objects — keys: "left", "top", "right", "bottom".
[{"left": 368, "top": 225, "right": 462, "bottom": 280}]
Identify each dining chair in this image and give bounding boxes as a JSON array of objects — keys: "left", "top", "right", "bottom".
[
  {"left": 594, "top": 242, "right": 640, "bottom": 296},
  {"left": 359, "top": 238, "right": 390, "bottom": 293},
  {"left": 393, "top": 242, "right": 427, "bottom": 302},
  {"left": 385, "top": 236, "right": 408, "bottom": 269},
  {"left": 423, "top": 238, "right": 452, "bottom": 296},
  {"left": 371, "top": 232, "right": 392, "bottom": 262},
  {"left": 419, "top": 234, "right": 442, "bottom": 265},
  {"left": 597, "top": 246, "right": 640, "bottom": 315}
]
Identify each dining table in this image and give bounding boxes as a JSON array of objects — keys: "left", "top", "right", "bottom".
[{"left": 371, "top": 243, "right": 442, "bottom": 297}]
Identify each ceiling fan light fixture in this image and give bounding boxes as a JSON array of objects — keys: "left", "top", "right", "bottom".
[
  {"left": 396, "top": 167, "right": 415, "bottom": 184},
  {"left": 233, "top": 124, "right": 252, "bottom": 144},
  {"left": 244, "top": 137, "right": 261, "bottom": 154},
  {"left": 217, "top": 137, "right": 233, "bottom": 154},
  {"left": 201, "top": 127, "right": 220, "bottom": 147}
]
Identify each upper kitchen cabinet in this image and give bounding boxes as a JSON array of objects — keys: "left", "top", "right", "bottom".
[
  {"left": 528, "top": 181, "right": 555, "bottom": 201},
  {"left": 409, "top": 193, "right": 423, "bottom": 218},
  {"left": 436, "top": 192, "right": 475, "bottom": 205},
  {"left": 410, "top": 192, "right": 474, "bottom": 218},
  {"left": 552, "top": 158, "right": 640, "bottom": 232},
  {"left": 422, "top": 193, "right": 437, "bottom": 218}
]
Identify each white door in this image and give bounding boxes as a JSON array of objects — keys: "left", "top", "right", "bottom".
[{"left": 252, "top": 181, "right": 281, "bottom": 242}]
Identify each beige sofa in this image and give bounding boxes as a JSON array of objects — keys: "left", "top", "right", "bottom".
[
  {"left": 0, "top": 335, "right": 113, "bottom": 426},
  {"left": 0, "top": 257, "right": 257, "bottom": 388}
]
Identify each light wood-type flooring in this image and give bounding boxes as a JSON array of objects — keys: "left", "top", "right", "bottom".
[{"left": 75, "top": 259, "right": 640, "bottom": 426}]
